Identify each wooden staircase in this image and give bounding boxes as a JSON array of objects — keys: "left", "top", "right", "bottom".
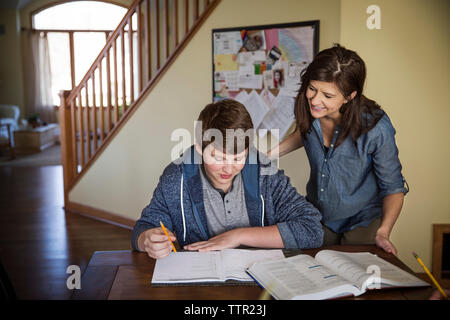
[{"left": 59, "top": 0, "right": 221, "bottom": 211}]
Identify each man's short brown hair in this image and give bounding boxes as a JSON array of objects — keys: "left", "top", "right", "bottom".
[{"left": 196, "top": 99, "right": 254, "bottom": 154}]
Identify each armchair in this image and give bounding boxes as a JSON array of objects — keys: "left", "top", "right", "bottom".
[{"left": 0, "top": 104, "right": 20, "bottom": 159}]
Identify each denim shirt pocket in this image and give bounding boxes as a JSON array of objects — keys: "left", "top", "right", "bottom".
[{"left": 331, "top": 153, "right": 364, "bottom": 194}]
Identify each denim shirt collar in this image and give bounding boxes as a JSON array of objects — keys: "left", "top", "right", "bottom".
[{"left": 311, "top": 118, "right": 342, "bottom": 156}]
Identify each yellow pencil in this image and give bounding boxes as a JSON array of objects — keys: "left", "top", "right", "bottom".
[
  {"left": 412, "top": 252, "right": 447, "bottom": 299},
  {"left": 160, "top": 221, "right": 177, "bottom": 253}
]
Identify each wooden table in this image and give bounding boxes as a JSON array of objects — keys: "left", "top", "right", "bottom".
[
  {"left": 13, "top": 123, "right": 59, "bottom": 154},
  {"left": 71, "top": 245, "right": 433, "bottom": 300}
]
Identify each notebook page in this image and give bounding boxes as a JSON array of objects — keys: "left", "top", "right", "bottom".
[
  {"left": 151, "top": 251, "right": 223, "bottom": 283},
  {"left": 248, "top": 254, "right": 359, "bottom": 299},
  {"left": 221, "top": 249, "right": 285, "bottom": 280}
]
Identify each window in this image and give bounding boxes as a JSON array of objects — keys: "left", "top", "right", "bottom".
[{"left": 32, "top": 1, "right": 128, "bottom": 106}]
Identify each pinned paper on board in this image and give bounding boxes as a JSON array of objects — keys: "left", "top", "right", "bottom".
[
  {"left": 214, "top": 54, "right": 238, "bottom": 71},
  {"left": 238, "top": 74, "right": 263, "bottom": 90},
  {"left": 212, "top": 21, "right": 318, "bottom": 139},
  {"left": 214, "top": 31, "right": 243, "bottom": 55},
  {"left": 264, "top": 29, "right": 279, "bottom": 54}
]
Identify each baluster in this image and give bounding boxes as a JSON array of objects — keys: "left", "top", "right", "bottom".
[
  {"left": 164, "top": 0, "right": 169, "bottom": 60},
  {"left": 154, "top": 0, "right": 160, "bottom": 70},
  {"left": 99, "top": 58, "right": 105, "bottom": 142},
  {"left": 92, "top": 71, "right": 98, "bottom": 151},
  {"left": 78, "top": 92, "right": 85, "bottom": 168},
  {"left": 121, "top": 28, "right": 127, "bottom": 113},
  {"left": 106, "top": 47, "right": 112, "bottom": 132},
  {"left": 128, "top": 16, "right": 135, "bottom": 104},
  {"left": 194, "top": 0, "right": 199, "bottom": 21},
  {"left": 144, "top": 0, "right": 152, "bottom": 84},
  {"left": 184, "top": 0, "right": 189, "bottom": 36},
  {"left": 70, "top": 99, "right": 78, "bottom": 176},
  {"left": 113, "top": 37, "right": 119, "bottom": 122},
  {"left": 85, "top": 81, "right": 91, "bottom": 159},
  {"left": 145, "top": 0, "right": 152, "bottom": 82},
  {"left": 173, "top": 0, "right": 179, "bottom": 49},
  {"left": 137, "top": 2, "right": 143, "bottom": 93}
]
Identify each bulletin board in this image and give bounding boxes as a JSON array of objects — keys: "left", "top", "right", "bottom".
[{"left": 212, "top": 20, "right": 319, "bottom": 139}]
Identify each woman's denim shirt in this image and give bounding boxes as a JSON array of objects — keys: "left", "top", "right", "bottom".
[{"left": 303, "top": 113, "right": 408, "bottom": 233}]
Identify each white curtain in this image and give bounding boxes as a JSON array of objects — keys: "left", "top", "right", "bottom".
[{"left": 28, "top": 31, "right": 56, "bottom": 124}]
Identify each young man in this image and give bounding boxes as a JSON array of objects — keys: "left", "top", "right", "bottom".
[{"left": 132, "top": 99, "right": 323, "bottom": 259}]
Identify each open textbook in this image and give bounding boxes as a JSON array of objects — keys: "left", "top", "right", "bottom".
[
  {"left": 246, "top": 250, "right": 430, "bottom": 300},
  {"left": 151, "top": 249, "right": 284, "bottom": 285}
]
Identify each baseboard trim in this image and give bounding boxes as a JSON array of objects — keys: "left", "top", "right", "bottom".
[{"left": 66, "top": 201, "right": 135, "bottom": 230}]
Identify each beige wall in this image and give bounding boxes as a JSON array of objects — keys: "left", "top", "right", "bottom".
[
  {"left": 68, "top": 0, "right": 449, "bottom": 272},
  {"left": 340, "top": 0, "right": 450, "bottom": 272},
  {"left": 0, "top": 8, "right": 25, "bottom": 112}
]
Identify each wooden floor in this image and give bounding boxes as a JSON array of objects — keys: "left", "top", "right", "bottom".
[{"left": 0, "top": 165, "right": 132, "bottom": 299}]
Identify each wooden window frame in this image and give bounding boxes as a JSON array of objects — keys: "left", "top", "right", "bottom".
[{"left": 29, "top": 1, "right": 129, "bottom": 108}]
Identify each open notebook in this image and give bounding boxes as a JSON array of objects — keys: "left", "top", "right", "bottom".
[
  {"left": 151, "top": 249, "right": 285, "bottom": 285},
  {"left": 246, "top": 250, "right": 430, "bottom": 300}
]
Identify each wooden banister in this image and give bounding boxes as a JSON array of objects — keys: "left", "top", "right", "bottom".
[
  {"left": 59, "top": 90, "right": 74, "bottom": 206},
  {"left": 65, "top": 1, "right": 140, "bottom": 104},
  {"left": 60, "top": 0, "right": 221, "bottom": 205}
]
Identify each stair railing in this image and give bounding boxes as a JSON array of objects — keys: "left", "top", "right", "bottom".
[{"left": 59, "top": 0, "right": 221, "bottom": 204}]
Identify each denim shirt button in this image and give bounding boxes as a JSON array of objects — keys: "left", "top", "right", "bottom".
[
  {"left": 322, "top": 174, "right": 325, "bottom": 177},
  {"left": 324, "top": 159, "right": 327, "bottom": 162},
  {"left": 330, "top": 144, "right": 334, "bottom": 147},
  {"left": 320, "top": 188, "right": 324, "bottom": 192}
]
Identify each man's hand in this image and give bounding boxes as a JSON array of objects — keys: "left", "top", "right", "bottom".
[
  {"left": 138, "top": 227, "right": 176, "bottom": 259},
  {"left": 375, "top": 228, "right": 398, "bottom": 256},
  {"left": 184, "top": 229, "right": 242, "bottom": 252}
]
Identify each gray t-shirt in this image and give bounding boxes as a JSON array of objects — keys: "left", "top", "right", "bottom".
[{"left": 199, "top": 165, "right": 250, "bottom": 237}]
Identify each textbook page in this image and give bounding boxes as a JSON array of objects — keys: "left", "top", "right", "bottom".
[
  {"left": 152, "top": 251, "right": 223, "bottom": 284},
  {"left": 247, "top": 254, "right": 362, "bottom": 300},
  {"left": 221, "top": 249, "right": 284, "bottom": 281},
  {"left": 331, "top": 251, "right": 429, "bottom": 289},
  {"left": 315, "top": 250, "right": 430, "bottom": 291},
  {"left": 315, "top": 250, "right": 371, "bottom": 289}
]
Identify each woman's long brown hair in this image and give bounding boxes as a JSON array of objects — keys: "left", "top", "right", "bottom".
[{"left": 295, "top": 44, "right": 384, "bottom": 147}]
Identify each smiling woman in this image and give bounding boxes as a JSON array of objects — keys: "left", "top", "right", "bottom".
[{"left": 271, "top": 44, "right": 409, "bottom": 253}]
